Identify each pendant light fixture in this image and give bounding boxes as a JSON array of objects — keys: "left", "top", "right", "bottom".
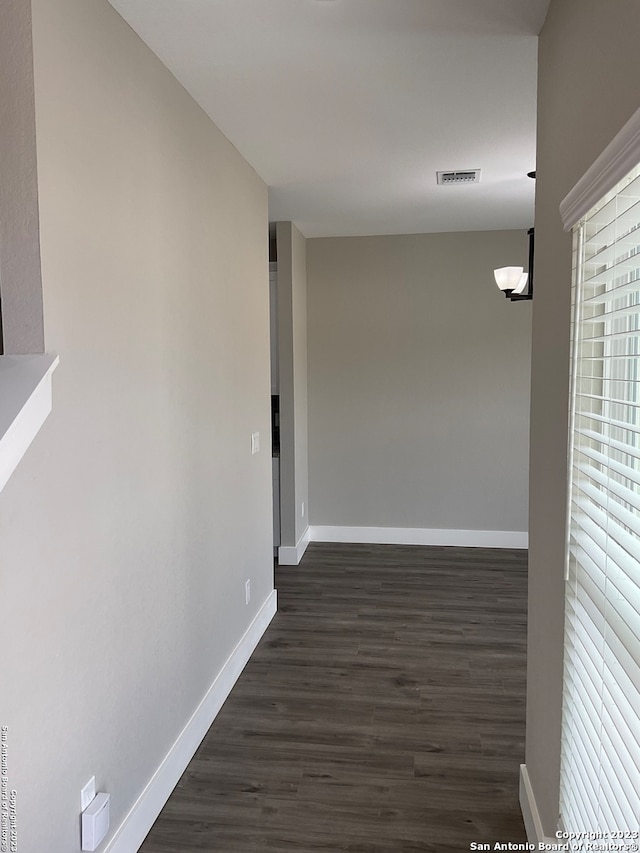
[{"left": 493, "top": 171, "right": 535, "bottom": 301}]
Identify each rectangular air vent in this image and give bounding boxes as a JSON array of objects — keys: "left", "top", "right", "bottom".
[{"left": 437, "top": 169, "right": 481, "bottom": 185}]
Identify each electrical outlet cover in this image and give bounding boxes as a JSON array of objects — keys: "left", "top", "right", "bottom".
[
  {"left": 81, "top": 792, "right": 110, "bottom": 851},
  {"left": 80, "top": 777, "right": 96, "bottom": 812}
]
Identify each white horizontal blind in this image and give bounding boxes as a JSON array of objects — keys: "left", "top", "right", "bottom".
[{"left": 562, "top": 163, "right": 640, "bottom": 834}]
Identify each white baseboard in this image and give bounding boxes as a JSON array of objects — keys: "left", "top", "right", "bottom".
[
  {"left": 519, "top": 764, "right": 557, "bottom": 846},
  {"left": 278, "top": 526, "right": 310, "bottom": 565},
  {"left": 309, "top": 525, "right": 528, "bottom": 549},
  {"left": 0, "top": 354, "right": 59, "bottom": 496},
  {"left": 104, "top": 589, "right": 277, "bottom": 853}
]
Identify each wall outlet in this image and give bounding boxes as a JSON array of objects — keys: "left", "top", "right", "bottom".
[
  {"left": 251, "top": 432, "right": 260, "bottom": 455},
  {"left": 245, "top": 579, "right": 251, "bottom": 604},
  {"left": 81, "top": 792, "right": 110, "bottom": 851},
  {"left": 80, "top": 777, "right": 96, "bottom": 812}
]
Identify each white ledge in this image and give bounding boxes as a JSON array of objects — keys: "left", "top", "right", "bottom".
[
  {"left": 560, "top": 103, "right": 640, "bottom": 230},
  {"left": 0, "top": 354, "right": 59, "bottom": 494}
]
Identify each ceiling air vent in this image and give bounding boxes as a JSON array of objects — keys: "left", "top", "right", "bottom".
[{"left": 437, "top": 169, "right": 481, "bottom": 185}]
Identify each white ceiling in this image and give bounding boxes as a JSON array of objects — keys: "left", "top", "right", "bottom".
[{"left": 107, "top": 0, "right": 550, "bottom": 238}]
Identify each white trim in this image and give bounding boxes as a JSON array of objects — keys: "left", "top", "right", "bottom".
[
  {"left": 278, "top": 525, "right": 310, "bottom": 565},
  {"left": 560, "top": 104, "right": 640, "bottom": 230},
  {"left": 104, "top": 589, "right": 277, "bottom": 853},
  {"left": 519, "top": 764, "right": 558, "bottom": 847},
  {"left": 309, "top": 525, "right": 528, "bottom": 549},
  {"left": 0, "top": 354, "right": 59, "bottom": 495}
]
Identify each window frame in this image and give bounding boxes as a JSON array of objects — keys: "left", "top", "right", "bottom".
[{"left": 560, "top": 106, "right": 640, "bottom": 834}]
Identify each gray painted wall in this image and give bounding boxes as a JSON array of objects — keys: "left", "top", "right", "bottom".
[
  {"left": 526, "top": 0, "right": 640, "bottom": 834},
  {"left": 0, "top": 0, "right": 44, "bottom": 353},
  {"left": 276, "top": 221, "right": 309, "bottom": 549},
  {"left": 307, "top": 231, "right": 532, "bottom": 532},
  {"left": 0, "top": 1, "right": 273, "bottom": 850}
]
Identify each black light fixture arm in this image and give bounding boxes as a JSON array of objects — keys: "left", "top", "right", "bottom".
[{"left": 506, "top": 227, "right": 534, "bottom": 301}]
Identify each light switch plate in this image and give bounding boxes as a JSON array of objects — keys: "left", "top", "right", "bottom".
[{"left": 251, "top": 432, "right": 260, "bottom": 455}]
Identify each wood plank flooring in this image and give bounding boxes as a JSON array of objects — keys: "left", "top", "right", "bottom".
[{"left": 139, "top": 543, "right": 528, "bottom": 852}]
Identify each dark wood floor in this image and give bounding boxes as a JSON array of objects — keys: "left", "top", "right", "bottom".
[{"left": 139, "top": 543, "right": 528, "bottom": 852}]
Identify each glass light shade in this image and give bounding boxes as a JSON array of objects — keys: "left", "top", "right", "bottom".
[
  {"left": 493, "top": 266, "right": 525, "bottom": 291},
  {"left": 512, "top": 272, "right": 529, "bottom": 294}
]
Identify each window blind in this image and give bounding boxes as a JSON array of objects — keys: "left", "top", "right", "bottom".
[{"left": 561, "top": 162, "right": 640, "bottom": 834}]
